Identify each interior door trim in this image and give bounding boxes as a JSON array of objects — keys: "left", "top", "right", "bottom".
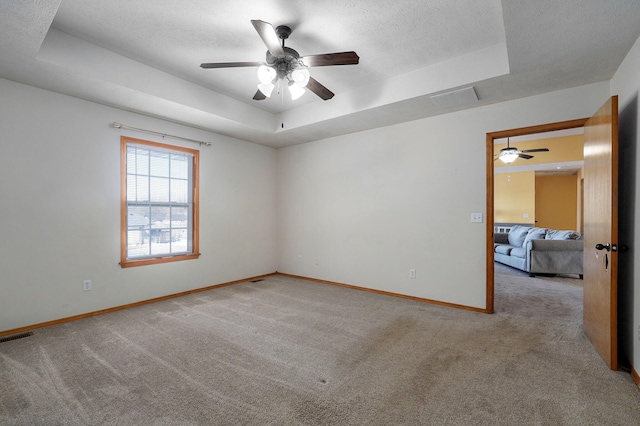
[{"left": 485, "top": 118, "right": 589, "bottom": 313}]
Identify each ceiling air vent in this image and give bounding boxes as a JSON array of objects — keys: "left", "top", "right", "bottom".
[{"left": 431, "top": 86, "right": 478, "bottom": 109}]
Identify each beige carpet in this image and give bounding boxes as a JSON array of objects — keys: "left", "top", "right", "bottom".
[{"left": 1, "top": 271, "right": 639, "bottom": 425}]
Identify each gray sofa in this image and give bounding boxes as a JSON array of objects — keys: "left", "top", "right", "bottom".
[{"left": 494, "top": 225, "right": 583, "bottom": 278}]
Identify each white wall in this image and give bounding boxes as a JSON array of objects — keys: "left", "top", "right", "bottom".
[
  {"left": 277, "top": 82, "right": 609, "bottom": 309},
  {"left": 0, "top": 79, "right": 278, "bottom": 332},
  {"left": 611, "top": 35, "right": 640, "bottom": 374}
]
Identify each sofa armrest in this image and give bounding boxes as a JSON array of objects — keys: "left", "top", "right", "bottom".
[
  {"left": 527, "top": 238, "right": 583, "bottom": 276},
  {"left": 527, "top": 239, "right": 583, "bottom": 251},
  {"left": 494, "top": 232, "right": 509, "bottom": 244}
]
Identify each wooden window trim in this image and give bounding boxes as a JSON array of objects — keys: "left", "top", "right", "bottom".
[{"left": 120, "top": 136, "right": 200, "bottom": 268}]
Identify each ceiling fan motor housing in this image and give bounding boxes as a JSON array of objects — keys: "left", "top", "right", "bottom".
[
  {"left": 266, "top": 47, "right": 305, "bottom": 79},
  {"left": 500, "top": 147, "right": 517, "bottom": 153}
]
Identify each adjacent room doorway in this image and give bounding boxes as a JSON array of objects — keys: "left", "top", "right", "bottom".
[{"left": 485, "top": 96, "right": 619, "bottom": 370}]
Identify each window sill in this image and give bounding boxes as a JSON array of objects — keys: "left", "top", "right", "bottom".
[{"left": 120, "top": 253, "right": 201, "bottom": 268}]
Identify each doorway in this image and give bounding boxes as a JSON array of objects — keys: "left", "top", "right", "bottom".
[
  {"left": 487, "top": 97, "right": 621, "bottom": 371},
  {"left": 485, "top": 118, "right": 589, "bottom": 314}
]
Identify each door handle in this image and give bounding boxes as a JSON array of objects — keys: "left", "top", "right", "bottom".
[{"left": 595, "top": 243, "right": 618, "bottom": 252}]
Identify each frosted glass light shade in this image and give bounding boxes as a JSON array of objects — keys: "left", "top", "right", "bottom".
[
  {"left": 288, "top": 82, "right": 305, "bottom": 100},
  {"left": 257, "top": 65, "right": 276, "bottom": 85},
  {"left": 291, "top": 68, "right": 310, "bottom": 87},
  {"left": 257, "top": 83, "right": 274, "bottom": 97},
  {"left": 500, "top": 152, "right": 519, "bottom": 164}
]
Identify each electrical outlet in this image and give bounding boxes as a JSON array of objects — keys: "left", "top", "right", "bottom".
[
  {"left": 83, "top": 280, "right": 92, "bottom": 291},
  {"left": 315, "top": 258, "right": 320, "bottom": 265},
  {"left": 297, "top": 255, "right": 302, "bottom": 263},
  {"left": 637, "top": 325, "right": 640, "bottom": 342},
  {"left": 409, "top": 269, "right": 416, "bottom": 279}
]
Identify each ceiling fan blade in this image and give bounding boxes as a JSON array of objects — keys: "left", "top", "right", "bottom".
[
  {"left": 251, "top": 20, "right": 285, "bottom": 57},
  {"left": 518, "top": 153, "right": 534, "bottom": 160},
  {"left": 520, "top": 148, "right": 550, "bottom": 153},
  {"left": 253, "top": 90, "right": 267, "bottom": 101},
  {"left": 200, "top": 61, "right": 264, "bottom": 69},
  {"left": 306, "top": 77, "right": 335, "bottom": 100},
  {"left": 301, "top": 51, "right": 360, "bottom": 67}
]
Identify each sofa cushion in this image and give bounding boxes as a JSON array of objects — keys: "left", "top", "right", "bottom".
[
  {"left": 495, "top": 245, "right": 513, "bottom": 255},
  {"left": 510, "top": 247, "right": 526, "bottom": 258},
  {"left": 547, "top": 229, "right": 581, "bottom": 240},
  {"left": 508, "top": 225, "right": 531, "bottom": 247},
  {"left": 523, "top": 227, "right": 547, "bottom": 247}
]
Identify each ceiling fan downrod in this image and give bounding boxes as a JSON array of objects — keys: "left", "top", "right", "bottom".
[{"left": 275, "top": 25, "right": 291, "bottom": 47}]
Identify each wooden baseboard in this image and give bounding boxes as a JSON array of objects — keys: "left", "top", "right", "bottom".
[
  {"left": 276, "top": 272, "right": 488, "bottom": 314},
  {"left": 632, "top": 366, "right": 640, "bottom": 389},
  {"left": 0, "top": 272, "right": 277, "bottom": 338}
]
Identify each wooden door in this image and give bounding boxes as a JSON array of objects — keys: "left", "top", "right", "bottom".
[{"left": 582, "top": 96, "right": 619, "bottom": 370}]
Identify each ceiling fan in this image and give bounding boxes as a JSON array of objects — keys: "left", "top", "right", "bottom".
[
  {"left": 200, "top": 20, "right": 359, "bottom": 101},
  {"left": 495, "top": 138, "right": 550, "bottom": 164}
]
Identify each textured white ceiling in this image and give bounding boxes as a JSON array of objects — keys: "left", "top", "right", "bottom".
[
  {"left": 50, "top": 0, "right": 506, "bottom": 111},
  {"left": 1, "top": 0, "right": 639, "bottom": 147}
]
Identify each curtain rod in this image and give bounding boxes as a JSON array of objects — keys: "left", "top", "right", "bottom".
[{"left": 111, "top": 122, "right": 212, "bottom": 147}]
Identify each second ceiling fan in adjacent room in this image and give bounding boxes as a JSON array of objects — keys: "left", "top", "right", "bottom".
[{"left": 495, "top": 138, "right": 550, "bottom": 164}]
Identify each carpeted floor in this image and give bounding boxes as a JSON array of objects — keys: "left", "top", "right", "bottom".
[{"left": 1, "top": 271, "right": 638, "bottom": 425}]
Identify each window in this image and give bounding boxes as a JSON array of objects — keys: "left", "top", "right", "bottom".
[{"left": 120, "top": 136, "right": 200, "bottom": 267}]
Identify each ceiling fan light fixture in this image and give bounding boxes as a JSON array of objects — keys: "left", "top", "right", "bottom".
[
  {"left": 288, "top": 81, "right": 305, "bottom": 100},
  {"left": 257, "top": 65, "right": 276, "bottom": 85},
  {"left": 257, "top": 82, "right": 275, "bottom": 98},
  {"left": 500, "top": 152, "right": 519, "bottom": 164},
  {"left": 291, "top": 68, "right": 310, "bottom": 87}
]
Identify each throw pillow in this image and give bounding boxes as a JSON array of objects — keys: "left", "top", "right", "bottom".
[
  {"left": 508, "top": 225, "right": 530, "bottom": 247},
  {"left": 523, "top": 227, "right": 547, "bottom": 247},
  {"left": 547, "top": 229, "right": 581, "bottom": 240}
]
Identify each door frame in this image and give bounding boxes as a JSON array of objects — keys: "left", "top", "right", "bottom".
[{"left": 485, "top": 118, "right": 589, "bottom": 313}]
